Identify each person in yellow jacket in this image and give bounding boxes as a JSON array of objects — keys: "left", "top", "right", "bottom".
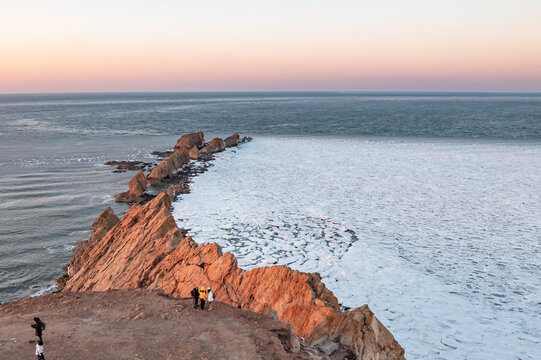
[{"left": 198, "top": 286, "right": 207, "bottom": 310}]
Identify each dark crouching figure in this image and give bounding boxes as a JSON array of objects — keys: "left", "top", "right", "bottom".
[
  {"left": 190, "top": 287, "right": 199, "bottom": 308},
  {"left": 31, "top": 317, "right": 45, "bottom": 343}
]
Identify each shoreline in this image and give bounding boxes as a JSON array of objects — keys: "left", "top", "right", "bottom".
[{"left": 47, "top": 132, "right": 404, "bottom": 359}]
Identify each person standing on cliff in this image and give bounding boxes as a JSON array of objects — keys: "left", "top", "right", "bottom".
[
  {"left": 199, "top": 286, "right": 207, "bottom": 310},
  {"left": 207, "top": 288, "right": 214, "bottom": 311},
  {"left": 190, "top": 287, "right": 199, "bottom": 308},
  {"left": 35, "top": 341, "right": 45, "bottom": 360},
  {"left": 31, "top": 317, "right": 45, "bottom": 343}
]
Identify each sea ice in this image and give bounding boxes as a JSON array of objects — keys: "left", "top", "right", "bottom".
[{"left": 172, "top": 137, "right": 541, "bottom": 360}]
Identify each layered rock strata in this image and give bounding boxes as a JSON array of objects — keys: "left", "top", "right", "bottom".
[
  {"left": 146, "top": 148, "right": 189, "bottom": 185},
  {"left": 114, "top": 171, "right": 147, "bottom": 203},
  {"left": 56, "top": 207, "right": 119, "bottom": 288},
  {"left": 103, "top": 160, "right": 154, "bottom": 172},
  {"left": 58, "top": 193, "right": 405, "bottom": 359},
  {"left": 224, "top": 132, "right": 240, "bottom": 147},
  {"left": 174, "top": 131, "right": 204, "bottom": 150},
  {"left": 200, "top": 137, "right": 226, "bottom": 156},
  {"left": 188, "top": 145, "right": 200, "bottom": 160}
]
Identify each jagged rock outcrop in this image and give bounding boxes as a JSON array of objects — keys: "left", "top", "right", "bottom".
[
  {"left": 224, "top": 133, "right": 240, "bottom": 147},
  {"left": 60, "top": 194, "right": 181, "bottom": 291},
  {"left": 56, "top": 207, "right": 119, "bottom": 288},
  {"left": 308, "top": 305, "right": 405, "bottom": 360},
  {"left": 200, "top": 137, "right": 226, "bottom": 156},
  {"left": 114, "top": 172, "right": 147, "bottom": 203},
  {"left": 188, "top": 145, "right": 200, "bottom": 160},
  {"left": 146, "top": 149, "right": 189, "bottom": 185},
  {"left": 58, "top": 193, "right": 405, "bottom": 359},
  {"left": 174, "top": 132, "right": 204, "bottom": 150},
  {"left": 104, "top": 160, "right": 154, "bottom": 172}
]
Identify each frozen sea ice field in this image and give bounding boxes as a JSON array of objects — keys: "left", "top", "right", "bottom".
[{"left": 172, "top": 137, "right": 541, "bottom": 360}]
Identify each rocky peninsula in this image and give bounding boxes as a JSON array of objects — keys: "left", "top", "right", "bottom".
[{"left": 1, "top": 132, "right": 405, "bottom": 359}]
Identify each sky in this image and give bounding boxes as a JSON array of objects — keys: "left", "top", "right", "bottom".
[{"left": 1, "top": 0, "right": 541, "bottom": 93}]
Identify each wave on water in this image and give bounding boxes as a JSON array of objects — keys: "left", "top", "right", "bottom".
[
  {"left": 30, "top": 283, "right": 58, "bottom": 298},
  {"left": 5, "top": 117, "right": 164, "bottom": 137}
]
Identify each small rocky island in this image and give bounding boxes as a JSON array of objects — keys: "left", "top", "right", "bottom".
[{"left": 0, "top": 132, "right": 405, "bottom": 360}]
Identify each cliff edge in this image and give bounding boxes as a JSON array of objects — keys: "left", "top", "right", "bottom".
[
  {"left": 0, "top": 289, "right": 321, "bottom": 359},
  {"left": 57, "top": 192, "right": 405, "bottom": 359}
]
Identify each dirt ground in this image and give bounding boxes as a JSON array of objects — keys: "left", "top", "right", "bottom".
[{"left": 0, "top": 289, "right": 318, "bottom": 360}]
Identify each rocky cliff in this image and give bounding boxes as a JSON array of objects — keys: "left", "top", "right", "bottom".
[
  {"left": 200, "top": 137, "right": 226, "bottom": 156},
  {"left": 114, "top": 171, "right": 147, "bottom": 203},
  {"left": 146, "top": 148, "right": 190, "bottom": 185},
  {"left": 224, "top": 132, "right": 240, "bottom": 147},
  {"left": 174, "top": 131, "right": 204, "bottom": 150},
  {"left": 58, "top": 192, "right": 405, "bottom": 359}
]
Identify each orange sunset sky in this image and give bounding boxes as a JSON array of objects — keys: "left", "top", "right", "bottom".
[{"left": 1, "top": 0, "right": 541, "bottom": 93}]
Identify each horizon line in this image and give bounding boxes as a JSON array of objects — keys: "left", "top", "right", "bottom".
[{"left": 2, "top": 90, "right": 541, "bottom": 96}]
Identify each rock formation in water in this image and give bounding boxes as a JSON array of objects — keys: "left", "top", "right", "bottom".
[
  {"left": 58, "top": 192, "right": 405, "bottom": 359},
  {"left": 224, "top": 132, "right": 240, "bottom": 147},
  {"left": 146, "top": 148, "right": 190, "bottom": 185},
  {"left": 56, "top": 206, "right": 119, "bottom": 288},
  {"left": 188, "top": 145, "right": 200, "bottom": 160},
  {"left": 174, "top": 131, "right": 204, "bottom": 150},
  {"left": 103, "top": 160, "right": 154, "bottom": 172},
  {"left": 114, "top": 172, "right": 147, "bottom": 203},
  {"left": 200, "top": 137, "right": 226, "bottom": 156}
]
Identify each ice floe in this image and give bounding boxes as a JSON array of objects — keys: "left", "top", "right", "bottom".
[{"left": 172, "top": 137, "right": 541, "bottom": 360}]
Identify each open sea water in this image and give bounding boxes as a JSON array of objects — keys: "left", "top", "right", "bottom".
[{"left": 0, "top": 92, "right": 540, "bottom": 359}]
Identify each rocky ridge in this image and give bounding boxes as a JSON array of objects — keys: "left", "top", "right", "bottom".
[
  {"left": 59, "top": 132, "right": 404, "bottom": 359},
  {"left": 114, "top": 132, "right": 241, "bottom": 203},
  {"left": 58, "top": 198, "right": 405, "bottom": 358},
  {"left": 114, "top": 171, "right": 148, "bottom": 203}
]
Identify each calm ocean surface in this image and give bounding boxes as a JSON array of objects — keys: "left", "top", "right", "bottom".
[{"left": 1, "top": 93, "right": 540, "bottom": 359}]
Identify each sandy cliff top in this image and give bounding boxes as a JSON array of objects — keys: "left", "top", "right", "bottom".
[{"left": 0, "top": 289, "right": 321, "bottom": 360}]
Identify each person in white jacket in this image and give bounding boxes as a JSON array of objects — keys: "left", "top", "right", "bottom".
[
  {"left": 207, "top": 288, "right": 215, "bottom": 311},
  {"left": 35, "top": 341, "right": 45, "bottom": 360}
]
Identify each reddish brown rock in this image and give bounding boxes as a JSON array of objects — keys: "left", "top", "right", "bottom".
[
  {"left": 308, "top": 306, "right": 405, "bottom": 360},
  {"left": 56, "top": 207, "right": 119, "bottom": 288},
  {"left": 146, "top": 149, "right": 189, "bottom": 185},
  {"left": 60, "top": 193, "right": 181, "bottom": 292},
  {"left": 200, "top": 137, "right": 225, "bottom": 156},
  {"left": 114, "top": 172, "right": 147, "bottom": 203},
  {"left": 174, "top": 132, "right": 204, "bottom": 150},
  {"left": 224, "top": 133, "right": 240, "bottom": 147},
  {"left": 58, "top": 192, "right": 405, "bottom": 359},
  {"left": 188, "top": 145, "right": 200, "bottom": 160}
]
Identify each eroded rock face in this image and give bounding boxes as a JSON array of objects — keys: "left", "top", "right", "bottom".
[
  {"left": 200, "top": 138, "right": 225, "bottom": 156},
  {"left": 147, "top": 149, "right": 189, "bottom": 185},
  {"left": 308, "top": 306, "right": 405, "bottom": 360},
  {"left": 188, "top": 146, "right": 200, "bottom": 160},
  {"left": 114, "top": 172, "right": 147, "bottom": 203},
  {"left": 58, "top": 193, "right": 405, "bottom": 359},
  {"left": 174, "top": 132, "right": 204, "bottom": 150},
  {"left": 56, "top": 207, "right": 119, "bottom": 288},
  {"left": 224, "top": 133, "right": 240, "bottom": 147},
  {"left": 60, "top": 193, "right": 182, "bottom": 292},
  {"left": 104, "top": 160, "right": 154, "bottom": 172}
]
